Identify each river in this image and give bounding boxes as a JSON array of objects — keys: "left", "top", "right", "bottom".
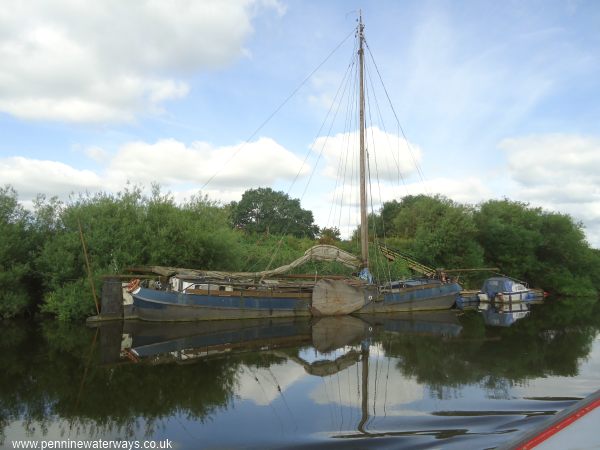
[{"left": 2, "top": 296, "right": 599, "bottom": 449}]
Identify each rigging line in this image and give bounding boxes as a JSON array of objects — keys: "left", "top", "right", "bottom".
[
  {"left": 364, "top": 68, "right": 405, "bottom": 190},
  {"left": 337, "top": 370, "right": 344, "bottom": 432},
  {"left": 322, "top": 375, "right": 336, "bottom": 431},
  {"left": 346, "top": 357, "right": 354, "bottom": 425},
  {"left": 383, "top": 336, "right": 392, "bottom": 418},
  {"left": 363, "top": 82, "right": 378, "bottom": 277},
  {"left": 267, "top": 366, "right": 297, "bottom": 427},
  {"left": 325, "top": 43, "right": 358, "bottom": 229},
  {"left": 245, "top": 365, "right": 285, "bottom": 431},
  {"left": 332, "top": 40, "right": 359, "bottom": 232},
  {"left": 261, "top": 48, "right": 357, "bottom": 272},
  {"left": 74, "top": 326, "right": 99, "bottom": 413},
  {"left": 289, "top": 36, "right": 358, "bottom": 202},
  {"left": 298, "top": 62, "right": 355, "bottom": 205},
  {"left": 68, "top": 327, "right": 99, "bottom": 437},
  {"left": 336, "top": 54, "right": 359, "bottom": 236},
  {"left": 364, "top": 65, "right": 396, "bottom": 282},
  {"left": 200, "top": 28, "right": 355, "bottom": 191},
  {"left": 349, "top": 60, "right": 361, "bottom": 250},
  {"left": 364, "top": 74, "right": 388, "bottom": 283},
  {"left": 372, "top": 346, "right": 380, "bottom": 419},
  {"left": 355, "top": 354, "right": 361, "bottom": 411},
  {"left": 364, "top": 40, "right": 429, "bottom": 193},
  {"left": 338, "top": 38, "right": 359, "bottom": 245},
  {"left": 267, "top": 37, "right": 354, "bottom": 268},
  {"left": 173, "top": 414, "right": 201, "bottom": 441},
  {"left": 366, "top": 142, "right": 384, "bottom": 283},
  {"left": 365, "top": 56, "right": 409, "bottom": 198},
  {"left": 364, "top": 63, "right": 393, "bottom": 284},
  {"left": 335, "top": 59, "right": 359, "bottom": 236}
]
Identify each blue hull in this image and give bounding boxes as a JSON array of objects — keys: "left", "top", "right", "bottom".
[
  {"left": 124, "top": 318, "right": 313, "bottom": 359},
  {"left": 131, "top": 287, "right": 311, "bottom": 321},
  {"left": 130, "top": 280, "right": 462, "bottom": 321},
  {"left": 360, "top": 310, "right": 463, "bottom": 337},
  {"left": 357, "top": 282, "right": 461, "bottom": 313}
]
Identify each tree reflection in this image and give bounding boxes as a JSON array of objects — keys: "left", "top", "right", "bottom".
[
  {"left": 375, "top": 297, "right": 600, "bottom": 396},
  {"left": 0, "top": 297, "right": 599, "bottom": 443}
]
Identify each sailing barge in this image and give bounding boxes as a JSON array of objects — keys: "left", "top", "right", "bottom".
[
  {"left": 93, "top": 14, "right": 461, "bottom": 323},
  {"left": 124, "top": 243, "right": 461, "bottom": 321}
]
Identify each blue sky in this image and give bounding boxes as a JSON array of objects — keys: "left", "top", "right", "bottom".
[{"left": 1, "top": 0, "right": 599, "bottom": 246}]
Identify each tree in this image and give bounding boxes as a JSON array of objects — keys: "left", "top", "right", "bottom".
[
  {"left": 318, "top": 227, "right": 341, "bottom": 245},
  {"left": 0, "top": 186, "right": 36, "bottom": 318},
  {"left": 230, "top": 187, "right": 319, "bottom": 238},
  {"left": 371, "top": 195, "right": 484, "bottom": 270},
  {"left": 474, "top": 199, "right": 600, "bottom": 296},
  {"left": 38, "top": 185, "right": 241, "bottom": 321},
  {"left": 474, "top": 200, "right": 542, "bottom": 279}
]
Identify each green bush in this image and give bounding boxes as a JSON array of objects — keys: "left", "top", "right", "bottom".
[
  {"left": 0, "top": 187, "right": 37, "bottom": 318},
  {"left": 40, "top": 278, "right": 97, "bottom": 322}
]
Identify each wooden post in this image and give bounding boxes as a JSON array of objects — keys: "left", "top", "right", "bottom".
[{"left": 78, "top": 218, "right": 100, "bottom": 315}]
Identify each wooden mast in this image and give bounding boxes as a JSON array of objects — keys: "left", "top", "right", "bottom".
[
  {"left": 358, "top": 11, "right": 369, "bottom": 269},
  {"left": 357, "top": 340, "right": 370, "bottom": 433}
]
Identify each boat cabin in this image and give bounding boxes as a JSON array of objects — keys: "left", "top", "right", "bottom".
[
  {"left": 170, "top": 276, "right": 233, "bottom": 293},
  {"left": 481, "top": 277, "right": 528, "bottom": 299}
]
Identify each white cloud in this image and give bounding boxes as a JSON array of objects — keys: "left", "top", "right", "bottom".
[
  {"left": 107, "top": 136, "right": 308, "bottom": 189},
  {"left": 84, "top": 146, "right": 110, "bottom": 164},
  {"left": 0, "top": 0, "right": 281, "bottom": 123},
  {"left": 236, "top": 362, "right": 305, "bottom": 405},
  {"left": 0, "top": 156, "right": 103, "bottom": 198},
  {"left": 502, "top": 134, "right": 600, "bottom": 189},
  {"left": 419, "top": 177, "right": 494, "bottom": 204},
  {"left": 306, "top": 176, "right": 492, "bottom": 239},
  {"left": 500, "top": 134, "right": 600, "bottom": 247},
  {"left": 307, "top": 70, "right": 345, "bottom": 110},
  {"left": 0, "top": 136, "right": 308, "bottom": 204},
  {"left": 309, "top": 352, "right": 424, "bottom": 413},
  {"left": 311, "top": 126, "right": 422, "bottom": 182}
]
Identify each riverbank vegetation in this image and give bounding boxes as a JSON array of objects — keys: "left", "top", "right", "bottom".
[{"left": 1, "top": 184, "right": 599, "bottom": 321}]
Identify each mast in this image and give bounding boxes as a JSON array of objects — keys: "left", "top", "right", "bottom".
[
  {"left": 357, "top": 340, "right": 369, "bottom": 433},
  {"left": 358, "top": 11, "right": 369, "bottom": 269}
]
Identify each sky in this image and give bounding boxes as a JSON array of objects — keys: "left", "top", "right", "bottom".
[{"left": 1, "top": 0, "right": 600, "bottom": 247}]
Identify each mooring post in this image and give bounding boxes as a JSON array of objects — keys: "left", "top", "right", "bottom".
[{"left": 100, "top": 277, "right": 124, "bottom": 318}]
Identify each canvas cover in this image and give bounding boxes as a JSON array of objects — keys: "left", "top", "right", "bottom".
[
  {"left": 135, "top": 245, "right": 362, "bottom": 281},
  {"left": 482, "top": 277, "right": 527, "bottom": 298}
]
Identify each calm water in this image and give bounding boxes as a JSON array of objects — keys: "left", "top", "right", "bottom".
[{"left": 2, "top": 297, "right": 600, "bottom": 450}]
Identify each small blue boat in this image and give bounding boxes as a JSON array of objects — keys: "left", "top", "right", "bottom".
[
  {"left": 478, "top": 276, "right": 544, "bottom": 303},
  {"left": 479, "top": 300, "right": 532, "bottom": 327}
]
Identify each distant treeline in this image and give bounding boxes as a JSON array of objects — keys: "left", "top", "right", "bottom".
[{"left": 1, "top": 184, "right": 599, "bottom": 321}]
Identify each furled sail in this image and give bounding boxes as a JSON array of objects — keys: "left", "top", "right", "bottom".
[{"left": 129, "top": 245, "right": 361, "bottom": 280}]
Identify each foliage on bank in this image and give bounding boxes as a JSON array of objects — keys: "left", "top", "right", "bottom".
[
  {"left": 230, "top": 187, "right": 319, "bottom": 238},
  {"left": 1, "top": 185, "right": 599, "bottom": 321},
  {"left": 369, "top": 195, "right": 600, "bottom": 297},
  {"left": 1, "top": 185, "right": 242, "bottom": 321}
]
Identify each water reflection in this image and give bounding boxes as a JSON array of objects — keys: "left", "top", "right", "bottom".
[
  {"left": 1, "top": 297, "right": 600, "bottom": 449},
  {"left": 478, "top": 299, "right": 540, "bottom": 327}
]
